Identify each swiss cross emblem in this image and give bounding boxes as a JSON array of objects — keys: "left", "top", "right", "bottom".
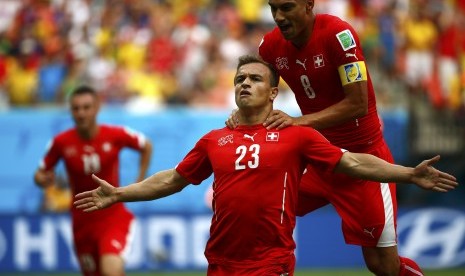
[
  {"left": 313, "top": 54, "right": 324, "bottom": 68},
  {"left": 266, "top": 132, "right": 279, "bottom": 142}
]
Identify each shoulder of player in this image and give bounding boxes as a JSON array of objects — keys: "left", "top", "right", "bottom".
[
  {"left": 190, "top": 127, "right": 222, "bottom": 141},
  {"left": 98, "top": 124, "right": 122, "bottom": 132},
  {"left": 317, "top": 14, "right": 357, "bottom": 37},
  {"left": 53, "top": 128, "right": 76, "bottom": 141},
  {"left": 263, "top": 26, "right": 281, "bottom": 39},
  {"left": 204, "top": 127, "right": 231, "bottom": 139},
  {"left": 98, "top": 124, "right": 135, "bottom": 136},
  {"left": 260, "top": 27, "right": 284, "bottom": 48},
  {"left": 191, "top": 127, "right": 232, "bottom": 148},
  {"left": 282, "top": 125, "right": 320, "bottom": 136}
]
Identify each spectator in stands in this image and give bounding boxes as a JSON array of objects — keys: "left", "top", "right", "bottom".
[
  {"left": 378, "top": 2, "right": 398, "bottom": 80},
  {"left": 401, "top": 2, "right": 438, "bottom": 95},
  {"left": 435, "top": 7, "right": 461, "bottom": 109},
  {"left": 37, "top": 51, "right": 68, "bottom": 104},
  {"left": 5, "top": 53, "right": 38, "bottom": 106}
]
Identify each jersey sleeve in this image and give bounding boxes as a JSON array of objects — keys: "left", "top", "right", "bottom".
[
  {"left": 327, "top": 20, "right": 368, "bottom": 87},
  {"left": 258, "top": 31, "right": 275, "bottom": 65},
  {"left": 328, "top": 20, "right": 365, "bottom": 65},
  {"left": 39, "top": 138, "right": 62, "bottom": 170},
  {"left": 117, "top": 126, "right": 147, "bottom": 150},
  {"left": 299, "top": 127, "right": 345, "bottom": 172},
  {"left": 258, "top": 36, "right": 270, "bottom": 62},
  {"left": 175, "top": 134, "right": 213, "bottom": 185}
]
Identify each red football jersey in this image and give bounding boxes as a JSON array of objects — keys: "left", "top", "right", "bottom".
[
  {"left": 39, "top": 125, "right": 147, "bottom": 228},
  {"left": 176, "top": 124, "right": 344, "bottom": 268},
  {"left": 259, "top": 14, "right": 384, "bottom": 151}
]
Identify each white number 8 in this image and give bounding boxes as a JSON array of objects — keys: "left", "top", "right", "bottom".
[{"left": 301, "top": 75, "right": 316, "bottom": 99}]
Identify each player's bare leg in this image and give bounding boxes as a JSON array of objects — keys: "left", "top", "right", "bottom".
[
  {"left": 100, "top": 254, "right": 125, "bottom": 276},
  {"left": 362, "top": 246, "right": 400, "bottom": 276},
  {"left": 362, "top": 246, "right": 423, "bottom": 276}
]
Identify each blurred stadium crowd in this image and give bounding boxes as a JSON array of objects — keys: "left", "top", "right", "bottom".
[{"left": 0, "top": 0, "right": 464, "bottom": 116}]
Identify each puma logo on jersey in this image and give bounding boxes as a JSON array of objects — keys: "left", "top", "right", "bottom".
[
  {"left": 296, "top": 59, "right": 307, "bottom": 70},
  {"left": 363, "top": 227, "right": 375, "bottom": 238},
  {"left": 243, "top": 133, "right": 257, "bottom": 142},
  {"left": 345, "top": 49, "right": 358, "bottom": 60}
]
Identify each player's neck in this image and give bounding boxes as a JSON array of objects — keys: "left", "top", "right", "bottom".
[
  {"left": 291, "top": 14, "right": 315, "bottom": 49},
  {"left": 238, "top": 107, "right": 271, "bottom": 126},
  {"left": 77, "top": 125, "right": 99, "bottom": 140}
]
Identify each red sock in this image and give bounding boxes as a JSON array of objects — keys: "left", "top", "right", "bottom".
[{"left": 399, "top": 256, "right": 424, "bottom": 276}]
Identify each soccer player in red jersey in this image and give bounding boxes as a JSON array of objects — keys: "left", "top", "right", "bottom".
[
  {"left": 74, "top": 55, "right": 457, "bottom": 276},
  {"left": 34, "top": 85, "right": 153, "bottom": 276},
  {"left": 246, "top": 0, "right": 423, "bottom": 275}
]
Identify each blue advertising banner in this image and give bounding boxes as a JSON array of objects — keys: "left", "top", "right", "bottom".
[
  {"left": 0, "top": 207, "right": 464, "bottom": 273},
  {"left": 295, "top": 207, "right": 465, "bottom": 269}
]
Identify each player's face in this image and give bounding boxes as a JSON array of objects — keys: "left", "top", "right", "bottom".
[
  {"left": 70, "top": 94, "right": 99, "bottom": 132},
  {"left": 234, "top": 63, "right": 276, "bottom": 110},
  {"left": 269, "top": 0, "right": 313, "bottom": 46}
]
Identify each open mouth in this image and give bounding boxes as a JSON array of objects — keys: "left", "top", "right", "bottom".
[
  {"left": 278, "top": 24, "right": 292, "bottom": 34},
  {"left": 240, "top": 90, "right": 252, "bottom": 97}
]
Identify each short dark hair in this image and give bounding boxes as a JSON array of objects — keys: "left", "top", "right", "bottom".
[
  {"left": 70, "top": 85, "right": 98, "bottom": 99},
  {"left": 236, "top": 55, "right": 279, "bottom": 87}
]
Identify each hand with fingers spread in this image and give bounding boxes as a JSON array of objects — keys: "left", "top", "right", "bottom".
[
  {"left": 74, "top": 174, "right": 118, "bottom": 212},
  {"left": 263, "top": 109, "right": 297, "bottom": 130},
  {"left": 411, "top": 155, "right": 458, "bottom": 192}
]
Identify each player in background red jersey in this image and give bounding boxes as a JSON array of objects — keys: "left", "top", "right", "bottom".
[
  {"left": 34, "top": 85, "right": 153, "bottom": 276},
  {"left": 74, "top": 55, "right": 457, "bottom": 276},
  {"left": 227, "top": 1, "right": 429, "bottom": 275}
]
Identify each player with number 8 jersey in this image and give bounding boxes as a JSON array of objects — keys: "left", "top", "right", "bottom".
[
  {"left": 257, "top": 1, "right": 423, "bottom": 275},
  {"left": 259, "top": 15, "right": 382, "bottom": 150}
]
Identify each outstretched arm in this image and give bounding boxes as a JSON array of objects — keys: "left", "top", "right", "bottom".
[
  {"left": 74, "top": 169, "right": 190, "bottom": 212},
  {"left": 335, "top": 153, "right": 458, "bottom": 192}
]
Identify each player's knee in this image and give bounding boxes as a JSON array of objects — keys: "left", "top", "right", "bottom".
[
  {"left": 100, "top": 255, "right": 125, "bottom": 276},
  {"left": 363, "top": 246, "right": 401, "bottom": 276},
  {"left": 101, "top": 266, "right": 124, "bottom": 276}
]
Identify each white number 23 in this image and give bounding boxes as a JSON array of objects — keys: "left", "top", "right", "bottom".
[{"left": 235, "top": 144, "right": 260, "bottom": 170}]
